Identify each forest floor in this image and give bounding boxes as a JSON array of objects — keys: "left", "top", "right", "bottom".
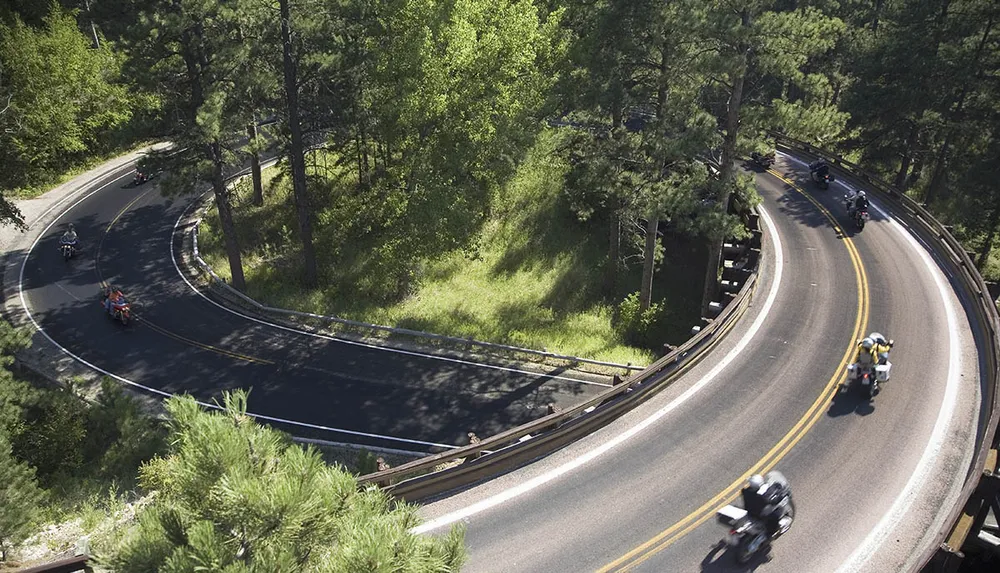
[{"left": 199, "top": 128, "right": 706, "bottom": 367}]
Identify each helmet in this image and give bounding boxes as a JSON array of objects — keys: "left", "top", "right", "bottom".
[
  {"left": 68, "top": 223, "right": 75, "bottom": 230},
  {"left": 748, "top": 474, "right": 765, "bottom": 490},
  {"left": 857, "top": 190, "right": 866, "bottom": 198},
  {"left": 861, "top": 337, "right": 874, "bottom": 350}
]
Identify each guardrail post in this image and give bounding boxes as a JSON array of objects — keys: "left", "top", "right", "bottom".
[{"left": 467, "top": 432, "right": 482, "bottom": 460}]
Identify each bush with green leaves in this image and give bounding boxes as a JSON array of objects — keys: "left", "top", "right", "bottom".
[
  {"left": 108, "top": 390, "right": 465, "bottom": 572},
  {"left": 0, "top": 433, "right": 45, "bottom": 563},
  {"left": 614, "top": 291, "right": 671, "bottom": 348}
]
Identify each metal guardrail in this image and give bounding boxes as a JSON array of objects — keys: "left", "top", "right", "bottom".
[
  {"left": 20, "top": 156, "right": 764, "bottom": 573},
  {"left": 352, "top": 209, "right": 763, "bottom": 501},
  {"left": 771, "top": 133, "right": 1000, "bottom": 573},
  {"left": 14, "top": 554, "right": 92, "bottom": 572},
  {"left": 185, "top": 166, "right": 646, "bottom": 373}
]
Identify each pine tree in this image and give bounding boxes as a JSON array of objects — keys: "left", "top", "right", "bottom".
[{"left": 108, "top": 390, "right": 466, "bottom": 572}]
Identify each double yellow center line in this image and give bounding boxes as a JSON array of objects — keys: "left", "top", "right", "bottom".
[{"left": 598, "top": 170, "right": 870, "bottom": 572}]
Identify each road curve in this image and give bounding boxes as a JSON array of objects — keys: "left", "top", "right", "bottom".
[
  {"left": 413, "top": 153, "right": 982, "bottom": 573},
  {"left": 8, "top": 148, "right": 985, "bottom": 571},
  {"left": 15, "top": 170, "right": 610, "bottom": 452}
]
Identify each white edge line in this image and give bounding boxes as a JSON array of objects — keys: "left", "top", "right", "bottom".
[
  {"left": 832, "top": 187, "right": 965, "bottom": 573},
  {"left": 17, "top": 173, "right": 455, "bottom": 452},
  {"left": 777, "top": 150, "right": 968, "bottom": 571},
  {"left": 170, "top": 190, "right": 608, "bottom": 387},
  {"left": 408, "top": 206, "right": 785, "bottom": 535}
]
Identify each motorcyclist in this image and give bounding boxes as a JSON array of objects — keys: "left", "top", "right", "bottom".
[
  {"left": 751, "top": 149, "right": 775, "bottom": 166},
  {"left": 853, "top": 191, "right": 870, "bottom": 217},
  {"left": 60, "top": 224, "right": 79, "bottom": 247},
  {"left": 809, "top": 160, "right": 830, "bottom": 181},
  {"left": 741, "top": 474, "right": 781, "bottom": 538},
  {"left": 104, "top": 284, "right": 125, "bottom": 314},
  {"left": 854, "top": 333, "right": 893, "bottom": 379}
]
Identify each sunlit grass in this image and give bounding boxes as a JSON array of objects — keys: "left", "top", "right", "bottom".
[{"left": 200, "top": 132, "right": 709, "bottom": 366}]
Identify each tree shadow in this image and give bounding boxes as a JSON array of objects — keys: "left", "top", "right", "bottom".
[
  {"left": 826, "top": 381, "right": 877, "bottom": 417},
  {"left": 18, "top": 188, "right": 610, "bottom": 451},
  {"left": 700, "top": 540, "right": 771, "bottom": 572},
  {"left": 772, "top": 181, "right": 837, "bottom": 232}
]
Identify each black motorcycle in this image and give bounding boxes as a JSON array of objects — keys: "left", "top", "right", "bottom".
[
  {"left": 855, "top": 206, "right": 870, "bottom": 230},
  {"left": 59, "top": 241, "right": 76, "bottom": 261},
  {"left": 716, "top": 472, "right": 795, "bottom": 564},
  {"left": 751, "top": 151, "right": 775, "bottom": 169}
]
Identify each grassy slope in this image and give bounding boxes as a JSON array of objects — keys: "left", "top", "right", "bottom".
[{"left": 200, "top": 129, "right": 706, "bottom": 366}]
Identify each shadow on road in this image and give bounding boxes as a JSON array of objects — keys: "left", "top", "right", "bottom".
[
  {"left": 826, "top": 381, "right": 876, "bottom": 417},
  {"left": 700, "top": 540, "right": 771, "bottom": 572}
]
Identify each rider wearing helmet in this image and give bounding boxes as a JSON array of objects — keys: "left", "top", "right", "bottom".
[
  {"left": 853, "top": 190, "right": 869, "bottom": 216},
  {"left": 809, "top": 160, "right": 830, "bottom": 179},
  {"left": 855, "top": 337, "right": 878, "bottom": 373},
  {"left": 741, "top": 474, "right": 781, "bottom": 538},
  {"left": 104, "top": 284, "right": 124, "bottom": 314},
  {"left": 854, "top": 331, "right": 893, "bottom": 378}
]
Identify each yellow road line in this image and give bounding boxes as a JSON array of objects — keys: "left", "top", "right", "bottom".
[
  {"left": 96, "top": 188, "right": 273, "bottom": 366},
  {"left": 598, "top": 171, "right": 869, "bottom": 572}
]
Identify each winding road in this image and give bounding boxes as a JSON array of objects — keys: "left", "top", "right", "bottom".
[
  {"left": 13, "top": 168, "right": 609, "bottom": 452},
  {"left": 6, "top": 149, "right": 986, "bottom": 571}
]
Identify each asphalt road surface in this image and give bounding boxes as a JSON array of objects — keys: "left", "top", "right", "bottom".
[
  {"left": 413, "top": 152, "right": 983, "bottom": 573},
  {"left": 17, "top": 172, "right": 611, "bottom": 452}
]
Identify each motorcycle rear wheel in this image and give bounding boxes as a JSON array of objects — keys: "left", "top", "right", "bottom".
[{"left": 737, "top": 532, "right": 767, "bottom": 564}]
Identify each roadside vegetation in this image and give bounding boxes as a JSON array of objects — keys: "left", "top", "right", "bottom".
[
  {"left": 2, "top": 0, "right": 1000, "bottom": 569},
  {"left": 199, "top": 129, "right": 705, "bottom": 365}
]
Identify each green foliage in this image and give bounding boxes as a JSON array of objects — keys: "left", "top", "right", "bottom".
[
  {"left": 10, "top": 386, "right": 87, "bottom": 484},
  {"left": 0, "top": 5, "right": 134, "bottom": 197},
  {"left": 108, "top": 390, "right": 466, "bottom": 572},
  {"left": 200, "top": 131, "right": 667, "bottom": 362},
  {"left": 614, "top": 292, "right": 671, "bottom": 348},
  {"left": 0, "top": 433, "right": 45, "bottom": 562},
  {"left": 83, "top": 379, "right": 167, "bottom": 486}
]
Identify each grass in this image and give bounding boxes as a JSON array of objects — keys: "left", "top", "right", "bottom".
[{"left": 200, "top": 129, "right": 706, "bottom": 366}]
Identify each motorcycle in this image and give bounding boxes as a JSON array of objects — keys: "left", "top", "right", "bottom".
[
  {"left": 847, "top": 360, "right": 892, "bottom": 398},
  {"left": 716, "top": 471, "right": 795, "bottom": 564},
  {"left": 811, "top": 170, "right": 834, "bottom": 190},
  {"left": 102, "top": 293, "right": 131, "bottom": 325},
  {"left": 133, "top": 170, "right": 149, "bottom": 186},
  {"left": 854, "top": 206, "right": 870, "bottom": 230},
  {"left": 751, "top": 151, "right": 775, "bottom": 169},
  {"left": 58, "top": 240, "right": 77, "bottom": 261}
]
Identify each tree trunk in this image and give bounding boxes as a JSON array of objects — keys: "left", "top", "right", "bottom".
[
  {"left": 894, "top": 123, "right": 919, "bottom": 190},
  {"left": 83, "top": 0, "right": 100, "bottom": 49},
  {"left": 607, "top": 209, "right": 621, "bottom": 299},
  {"left": 871, "top": 0, "right": 885, "bottom": 33},
  {"left": 248, "top": 123, "right": 264, "bottom": 206},
  {"left": 280, "top": 0, "right": 318, "bottom": 287},
  {"left": 640, "top": 215, "right": 659, "bottom": 311},
  {"left": 702, "top": 14, "right": 750, "bottom": 314},
  {"left": 211, "top": 142, "right": 246, "bottom": 291},
  {"left": 906, "top": 153, "right": 924, "bottom": 190},
  {"left": 977, "top": 205, "right": 1000, "bottom": 269}
]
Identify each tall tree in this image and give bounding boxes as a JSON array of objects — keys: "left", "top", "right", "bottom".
[
  {"left": 108, "top": 391, "right": 466, "bottom": 571},
  {"left": 698, "top": 1, "right": 845, "bottom": 312},
  {"left": 129, "top": 0, "right": 256, "bottom": 290},
  {"left": 277, "top": 0, "right": 318, "bottom": 286},
  {"left": 0, "top": 6, "right": 132, "bottom": 198}
]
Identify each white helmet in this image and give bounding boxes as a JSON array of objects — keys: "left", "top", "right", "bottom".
[
  {"left": 748, "top": 474, "right": 765, "bottom": 490},
  {"left": 861, "top": 337, "right": 874, "bottom": 350},
  {"left": 857, "top": 190, "right": 866, "bottom": 198}
]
